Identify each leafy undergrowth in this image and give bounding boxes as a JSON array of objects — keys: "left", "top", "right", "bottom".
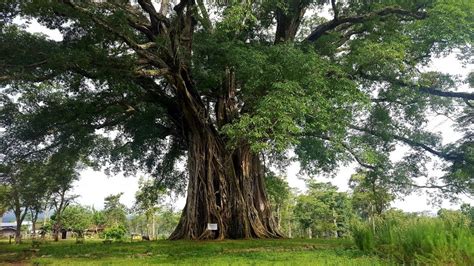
[
  {"left": 352, "top": 215, "right": 474, "bottom": 265},
  {"left": 0, "top": 238, "right": 388, "bottom": 265}
]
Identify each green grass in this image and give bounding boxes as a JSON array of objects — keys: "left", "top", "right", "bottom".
[
  {"left": 0, "top": 238, "right": 388, "bottom": 265},
  {"left": 352, "top": 217, "right": 474, "bottom": 265}
]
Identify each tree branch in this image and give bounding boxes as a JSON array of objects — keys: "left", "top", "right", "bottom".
[
  {"left": 359, "top": 72, "right": 474, "bottom": 101},
  {"left": 330, "top": 0, "right": 338, "bottom": 20},
  {"left": 349, "top": 125, "right": 459, "bottom": 161},
  {"left": 63, "top": 0, "right": 168, "bottom": 69},
  {"left": 419, "top": 87, "right": 474, "bottom": 100},
  {"left": 306, "top": 6, "right": 427, "bottom": 42},
  {"left": 137, "top": 0, "right": 170, "bottom": 33}
]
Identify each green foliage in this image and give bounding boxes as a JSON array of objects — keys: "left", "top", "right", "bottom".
[
  {"left": 131, "top": 176, "right": 181, "bottom": 239},
  {"left": 92, "top": 208, "right": 106, "bottom": 229},
  {"left": 0, "top": 0, "right": 472, "bottom": 203},
  {"left": 460, "top": 204, "right": 474, "bottom": 229},
  {"left": 265, "top": 174, "right": 296, "bottom": 236},
  {"left": 294, "top": 181, "right": 353, "bottom": 238},
  {"left": 351, "top": 222, "right": 375, "bottom": 253},
  {"left": 103, "top": 225, "right": 127, "bottom": 241},
  {"left": 353, "top": 213, "right": 474, "bottom": 265},
  {"left": 216, "top": 43, "right": 362, "bottom": 153},
  {"left": 349, "top": 171, "right": 394, "bottom": 219},
  {"left": 0, "top": 185, "right": 10, "bottom": 216},
  {"left": 103, "top": 193, "right": 128, "bottom": 228},
  {"left": 153, "top": 207, "right": 181, "bottom": 239},
  {"left": 60, "top": 205, "right": 93, "bottom": 237},
  {"left": 265, "top": 174, "right": 290, "bottom": 213}
]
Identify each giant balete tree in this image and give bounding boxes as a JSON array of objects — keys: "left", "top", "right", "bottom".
[{"left": 0, "top": 0, "right": 473, "bottom": 239}]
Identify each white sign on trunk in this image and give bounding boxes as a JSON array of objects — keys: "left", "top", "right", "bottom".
[{"left": 207, "top": 223, "right": 218, "bottom": 231}]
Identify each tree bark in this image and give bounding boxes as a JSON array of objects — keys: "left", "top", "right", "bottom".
[
  {"left": 274, "top": 0, "right": 306, "bottom": 43},
  {"left": 15, "top": 222, "right": 22, "bottom": 244},
  {"left": 169, "top": 138, "right": 283, "bottom": 240},
  {"left": 168, "top": 70, "right": 283, "bottom": 240},
  {"left": 31, "top": 210, "right": 39, "bottom": 239},
  {"left": 13, "top": 197, "right": 27, "bottom": 244}
]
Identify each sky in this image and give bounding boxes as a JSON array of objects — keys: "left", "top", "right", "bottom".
[{"left": 12, "top": 13, "right": 474, "bottom": 213}]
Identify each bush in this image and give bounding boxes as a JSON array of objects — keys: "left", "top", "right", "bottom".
[
  {"left": 352, "top": 223, "right": 375, "bottom": 253},
  {"left": 352, "top": 214, "right": 474, "bottom": 265},
  {"left": 103, "top": 225, "right": 127, "bottom": 241}
]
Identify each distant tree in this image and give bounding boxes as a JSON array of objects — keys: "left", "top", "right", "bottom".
[
  {"left": 0, "top": 162, "right": 50, "bottom": 243},
  {"left": 265, "top": 174, "right": 290, "bottom": 229},
  {"left": 104, "top": 193, "right": 128, "bottom": 228},
  {"left": 91, "top": 207, "right": 106, "bottom": 234},
  {"left": 294, "top": 181, "right": 352, "bottom": 238},
  {"left": 49, "top": 159, "right": 79, "bottom": 242},
  {"left": 60, "top": 205, "right": 93, "bottom": 239},
  {"left": 349, "top": 171, "right": 394, "bottom": 222},
  {"left": 129, "top": 212, "right": 148, "bottom": 237},
  {"left": 104, "top": 224, "right": 127, "bottom": 241},
  {"left": 26, "top": 173, "right": 52, "bottom": 239},
  {"left": 265, "top": 174, "right": 297, "bottom": 237},
  {"left": 134, "top": 177, "right": 165, "bottom": 239},
  {"left": 154, "top": 206, "right": 181, "bottom": 239}
]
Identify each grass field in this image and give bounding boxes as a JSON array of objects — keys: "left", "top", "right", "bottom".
[{"left": 0, "top": 238, "right": 389, "bottom": 265}]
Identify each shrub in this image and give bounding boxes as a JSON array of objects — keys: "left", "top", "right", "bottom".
[
  {"left": 352, "top": 215, "right": 474, "bottom": 265},
  {"left": 104, "top": 225, "right": 127, "bottom": 241},
  {"left": 352, "top": 223, "right": 375, "bottom": 253}
]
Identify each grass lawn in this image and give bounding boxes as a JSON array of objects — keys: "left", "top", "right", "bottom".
[{"left": 0, "top": 238, "right": 389, "bottom": 265}]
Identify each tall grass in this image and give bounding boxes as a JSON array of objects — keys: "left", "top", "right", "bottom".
[{"left": 352, "top": 215, "right": 474, "bottom": 265}]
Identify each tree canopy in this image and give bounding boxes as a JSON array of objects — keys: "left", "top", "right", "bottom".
[{"left": 0, "top": 0, "right": 472, "bottom": 239}]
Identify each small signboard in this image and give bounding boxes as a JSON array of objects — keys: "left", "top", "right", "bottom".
[{"left": 207, "top": 223, "right": 218, "bottom": 231}]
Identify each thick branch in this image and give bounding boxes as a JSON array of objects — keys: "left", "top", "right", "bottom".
[
  {"left": 137, "top": 0, "right": 170, "bottom": 33},
  {"left": 419, "top": 87, "right": 474, "bottom": 100},
  {"left": 196, "top": 0, "right": 211, "bottom": 30},
  {"left": 306, "top": 6, "right": 426, "bottom": 42},
  {"left": 274, "top": 0, "right": 307, "bottom": 43},
  {"left": 349, "top": 125, "right": 459, "bottom": 161},
  {"left": 64, "top": 0, "right": 168, "bottom": 69},
  {"left": 305, "top": 133, "right": 376, "bottom": 170},
  {"left": 359, "top": 72, "right": 474, "bottom": 101},
  {"left": 330, "top": 0, "right": 338, "bottom": 20}
]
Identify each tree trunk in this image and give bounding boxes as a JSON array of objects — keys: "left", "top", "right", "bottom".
[
  {"left": 53, "top": 213, "right": 62, "bottom": 242},
  {"left": 169, "top": 135, "right": 283, "bottom": 240},
  {"left": 152, "top": 214, "right": 156, "bottom": 240},
  {"left": 168, "top": 70, "right": 283, "bottom": 240},
  {"left": 53, "top": 224, "right": 60, "bottom": 241},
  {"left": 31, "top": 210, "right": 38, "bottom": 239},
  {"left": 13, "top": 202, "right": 27, "bottom": 244},
  {"left": 15, "top": 222, "right": 22, "bottom": 244},
  {"left": 288, "top": 220, "right": 292, "bottom": 238}
]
